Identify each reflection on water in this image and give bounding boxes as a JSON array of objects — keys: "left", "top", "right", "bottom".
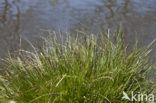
[{"left": 0, "top": 0, "right": 156, "bottom": 58}]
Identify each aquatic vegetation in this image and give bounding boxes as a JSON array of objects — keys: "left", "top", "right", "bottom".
[{"left": 0, "top": 29, "right": 155, "bottom": 103}]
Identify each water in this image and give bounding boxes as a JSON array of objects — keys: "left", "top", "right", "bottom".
[{"left": 0, "top": 0, "right": 155, "bottom": 59}]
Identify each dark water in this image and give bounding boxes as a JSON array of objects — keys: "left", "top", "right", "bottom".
[{"left": 0, "top": 0, "right": 156, "bottom": 59}]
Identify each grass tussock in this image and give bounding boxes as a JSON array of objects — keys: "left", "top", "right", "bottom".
[{"left": 0, "top": 29, "right": 155, "bottom": 103}]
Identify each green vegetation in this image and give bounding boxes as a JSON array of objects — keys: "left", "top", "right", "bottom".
[{"left": 0, "top": 29, "right": 155, "bottom": 103}]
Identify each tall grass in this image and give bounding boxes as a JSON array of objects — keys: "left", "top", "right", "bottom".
[{"left": 0, "top": 29, "right": 155, "bottom": 103}]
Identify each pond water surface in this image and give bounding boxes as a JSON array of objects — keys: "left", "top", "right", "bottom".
[{"left": 0, "top": 0, "right": 156, "bottom": 60}]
